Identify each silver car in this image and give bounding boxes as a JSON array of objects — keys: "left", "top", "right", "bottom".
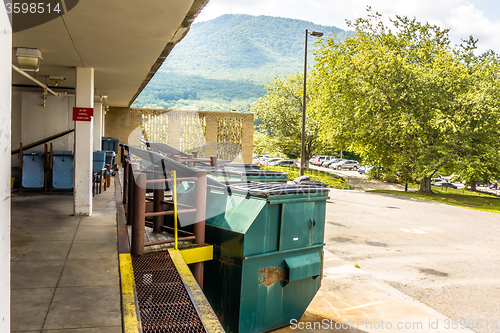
[
  {"left": 323, "top": 158, "right": 344, "bottom": 167},
  {"left": 331, "top": 160, "right": 360, "bottom": 170}
]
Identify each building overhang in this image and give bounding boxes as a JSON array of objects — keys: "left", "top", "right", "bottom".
[{"left": 12, "top": 0, "right": 208, "bottom": 107}]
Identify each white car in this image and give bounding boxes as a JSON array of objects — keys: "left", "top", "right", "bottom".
[{"left": 311, "top": 156, "right": 333, "bottom": 166}]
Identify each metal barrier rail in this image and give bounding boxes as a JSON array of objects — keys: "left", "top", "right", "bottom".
[
  {"left": 115, "top": 171, "right": 223, "bottom": 333},
  {"left": 122, "top": 154, "right": 208, "bottom": 289}
]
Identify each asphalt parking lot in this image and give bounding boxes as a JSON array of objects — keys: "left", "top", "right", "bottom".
[{"left": 324, "top": 189, "right": 500, "bottom": 333}]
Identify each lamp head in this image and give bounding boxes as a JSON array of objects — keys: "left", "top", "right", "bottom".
[{"left": 309, "top": 31, "right": 324, "bottom": 37}]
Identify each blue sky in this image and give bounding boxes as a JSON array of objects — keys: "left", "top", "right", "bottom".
[{"left": 195, "top": 0, "right": 500, "bottom": 53}]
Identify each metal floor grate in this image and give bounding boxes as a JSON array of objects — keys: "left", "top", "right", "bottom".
[{"left": 132, "top": 251, "right": 206, "bottom": 333}]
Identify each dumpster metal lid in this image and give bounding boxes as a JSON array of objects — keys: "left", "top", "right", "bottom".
[
  {"left": 196, "top": 166, "right": 287, "bottom": 178},
  {"left": 127, "top": 146, "right": 226, "bottom": 188},
  {"left": 218, "top": 162, "right": 261, "bottom": 169},
  {"left": 142, "top": 141, "right": 231, "bottom": 165},
  {"left": 143, "top": 141, "right": 188, "bottom": 157},
  {"left": 227, "top": 183, "right": 330, "bottom": 196}
]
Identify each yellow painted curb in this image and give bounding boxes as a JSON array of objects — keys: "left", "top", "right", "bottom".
[
  {"left": 119, "top": 253, "right": 141, "bottom": 333},
  {"left": 169, "top": 249, "right": 225, "bottom": 333},
  {"left": 180, "top": 245, "right": 213, "bottom": 264}
]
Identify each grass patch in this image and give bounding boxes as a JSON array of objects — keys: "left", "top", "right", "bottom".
[
  {"left": 371, "top": 186, "right": 500, "bottom": 214},
  {"left": 260, "top": 165, "right": 352, "bottom": 189}
]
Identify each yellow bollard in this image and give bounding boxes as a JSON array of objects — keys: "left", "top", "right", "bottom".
[{"left": 172, "top": 170, "right": 178, "bottom": 250}]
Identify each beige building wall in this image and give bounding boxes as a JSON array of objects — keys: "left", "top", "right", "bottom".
[{"left": 105, "top": 108, "right": 253, "bottom": 164}]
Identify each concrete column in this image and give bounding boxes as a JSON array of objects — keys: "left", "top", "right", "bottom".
[
  {"left": 241, "top": 113, "right": 254, "bottom": 163},
  {"left": 74, "top": 67, "right": 94, "bottom": 216},
  {"left": 93, "top": 102, "right": 103, "bottom": 150},
  {"left": 0, "top": 5, "right": 11, "bottom": 331},
  {"left": 167, "top": 110, "right": 181, "bottom": 149},
  {"left": 205, "top": 113, "right": 217, "bottom": 157}
]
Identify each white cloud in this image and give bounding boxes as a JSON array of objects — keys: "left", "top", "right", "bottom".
[
  {"left": 446, "top": 3, "right": 500, "bottom": 52},
  {"left": 195, "top": 0, "right": 500, "bottom": 53}
]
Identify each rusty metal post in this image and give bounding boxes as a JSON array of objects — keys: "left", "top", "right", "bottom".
[
  {"left": 173, "top": 155, "right": 181, "bottom": 163},
  {"left": 131, "top": 169, "right": 146, "bottom": 256},
  {"left": 99, "top": 169, "right": 103, "bottom": 193},
  {"left": 187, "top": 153, "right": 194, "bottom": 168},
  {"left": 122, "top": 156, "right": 129, "bottom": 204},
  {"left": 153, "top": 166, "right": 164, "bottom": 233},
  {"left": 210, "top": 156, "right": 217, "bottom": 167},
  {"left": 193, "top": 170, "right": 207, "bottom": 289},
  {"left": 127, "top": 163, "right": 139, "bottom": 225},
  {"left": 103, "top": 169, "right": 107, "bottom": 191}
]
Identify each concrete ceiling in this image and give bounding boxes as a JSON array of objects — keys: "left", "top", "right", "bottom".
[{"left": 12, "top": 0, "right": 208, "bottom": 107}]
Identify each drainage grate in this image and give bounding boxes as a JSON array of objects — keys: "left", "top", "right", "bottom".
[{"left": 132, "top": 251, "right": 206, "bottom": 333}]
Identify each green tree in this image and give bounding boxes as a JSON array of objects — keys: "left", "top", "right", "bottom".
[
  {"left": 313, "top": 9, "right": 500, "bottom": 192},
  {"left": 253, "top": 72, "right": 326, "bottom": 163},
  {"left": 450, "top": 41, "right": 500, "bottom": 189},
  {"left": 253, "top": 130, "right": 279, "bottom": 156}
]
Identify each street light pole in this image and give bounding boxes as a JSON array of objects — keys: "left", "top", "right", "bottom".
[
  {"left": 300, "top": 29, "right": 308, "bottom": 176},
  {"left": 300, "top": 29, "right": 323, "bottom": 176}
]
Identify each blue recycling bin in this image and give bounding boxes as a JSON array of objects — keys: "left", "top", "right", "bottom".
[
  {"left": 102, "top": 137, "right": 120, "bottom": 154},
  {"left": 22, "top": 151, "right": 45, "bottom": 189},
  {"left": 52, "top": 151, "right": 74, "bottom": 189}
]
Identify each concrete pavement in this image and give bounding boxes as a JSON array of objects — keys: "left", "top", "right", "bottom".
[
  {"left": 274, "top": 248, "right": 474, "bottom": 333},
  {"left": 11, "top": 173, "right": 498, "bottom": 333},
  {"left": 10, "top": 185, "right": 121, "bottom": 333},
  {"left": 273, "top": 187, "right": 500, "bottom": 333},
  {"left": 309, "top": 165, "right": 404, "bottom": 192}
]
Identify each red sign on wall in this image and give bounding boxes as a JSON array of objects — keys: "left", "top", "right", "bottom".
[{"left": 73, "top": 107, "right": 94, "bottom": 121}]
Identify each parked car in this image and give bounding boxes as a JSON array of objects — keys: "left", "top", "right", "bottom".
[
  {"left": 292, "top": 175, "right": 328, "bottom": 187},
  {"left": 488, "top": 182, "right": 498, "bottom": 189},
  {"left": 311, "top": 156, "right": 332, "bottom": 166},
  {"left": 264, "top": 158, "right": 283, "bottom": 165},
  {"left": 253, "top": 155, "right": 271, "bottom": 164},
  {"left": 270, "top": 159, "right": 296, "bottom": 167},
  {"left": 357, "top": 165, "right": 374, "bottom": 174},
  {"left": 438, "top": 174, "right": 458, "bottom": 182},
  {"left": 322, "top": 158, "right": 343, "bottom": 168},
  {"left": 431, "top": 181, "right": 457, "bottom": 189},
  {"left": 331, "top": 160, "right": 360, "bottom": 170}
]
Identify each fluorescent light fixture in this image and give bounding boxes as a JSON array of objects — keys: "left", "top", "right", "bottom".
[{"left": 16, "top": 48, "right": 43, "bottom": 68}]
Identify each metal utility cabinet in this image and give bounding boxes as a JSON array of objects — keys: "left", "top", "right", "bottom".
[{"left": 203, "top": 183, "right": 329, "bottom": 333}]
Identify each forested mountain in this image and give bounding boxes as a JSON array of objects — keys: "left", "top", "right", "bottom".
[{"left": 136, "top": 14, "right": 351, "bottom": 111}]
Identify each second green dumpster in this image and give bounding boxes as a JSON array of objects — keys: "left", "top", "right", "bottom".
[{"left": 203, "top": 182, "right": 330, "bottom": 333}]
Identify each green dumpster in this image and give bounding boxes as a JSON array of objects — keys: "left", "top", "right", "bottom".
[{"left": 203, "top": 183, "right": 329, "bottom": 333}]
